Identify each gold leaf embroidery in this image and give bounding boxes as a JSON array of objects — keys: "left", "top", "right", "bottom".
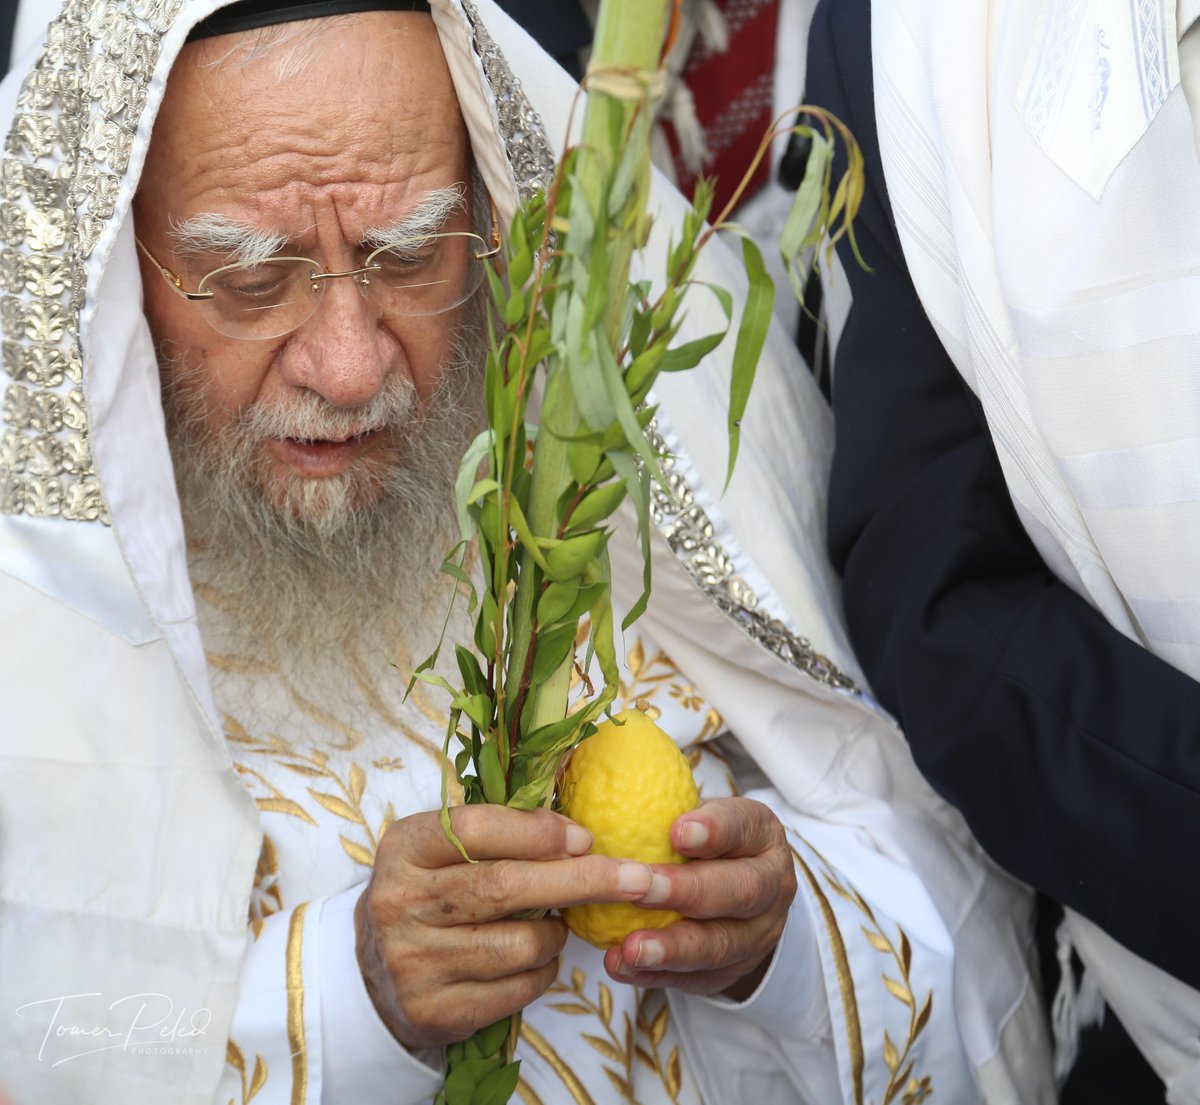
[
  {"left": 278, "top": 763, "right": 326, "bottom": 779},
  {"left": 350, "top": 763, "right": 366, "bottom": 804},
  {"left": 598, "top": 982, "right": 612, "bottom": 1027},
  {"left": 584, "top": 1034, "right": 624, "bottom": 1064},
  {"left": 339, "top": 835, "right": 375, "bottom": 868},
  {"left": 547, "top": 1002, "right": 592, "bottom": 1015},
  {"left": 863, "top": 927, "right": 892, "bottom": 954},
  {"left": 519, "top": 1021, "right": 597, "bottom": 1105},
  {"left": 914, "top": 994, "right": 932, "bottom": 1035},
  {"left": 515, "top": 1079, "right": 546, "bottom": 1105},
  {"left": 666, "top": 1048, "right": 681, "bottom": 1099},
  {"left": 247, "top": 1056, "right": 267, "bottom": 1101},
  {"left": 627, "top": 638, "right": 646, "bottom": 678},
  {"left": 883, "top": 976, "right": 913, "bottom": 1008},
  {"left": 307, "top": 789, "right": 361, "bottom": 824},
  {"left": 884, "top": 1030, "right": 899, "bottom": 1072},
  {"left": 256, "top": 797, "right": 317, "bottom": 826},
  {"left": 226, "top": 1039, "right": 268, "bottom": 1104},
  {"left": 813, "top": 843, "right": 933, "bottom": 1105},
  {"left": 649, "top": 1004, "right": 667, "bottom": 1048},
  {"left": 601, "top": 1067, "right": 637, "bottom": 1105}
]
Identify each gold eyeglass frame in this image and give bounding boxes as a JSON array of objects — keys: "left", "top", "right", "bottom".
[{"left": 134, "top": 198, "right": 502, "bottom": 330}]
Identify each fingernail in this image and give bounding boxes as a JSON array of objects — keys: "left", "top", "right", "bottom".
[
  {"left": 565, "top": 824, "right": 592, "bottom": 855},
  {"left": 641, "top": 873, "right": 670, "bottom": 905},
  {"left": 635, "top": 939, "right": 664, "bottom": 969},
  {"left": 618, "top": 862, "right": 653, "bottom": 894},
  {"left": 612, "top": 957, "right": 637, "bottom": 978},
  {"left": 678, "top": 821, "right": 708, "bottom": 850}
]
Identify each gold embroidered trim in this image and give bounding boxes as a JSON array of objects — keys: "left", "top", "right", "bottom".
[
  {"left": 792, "top": 847, "right": 865, "bottom": 1105},
  {"left": 0, "top": 0, "right": 181, "bottom": 523},
  {"left": 285, "top": 903, "right": 309, "bottom": 1105}
]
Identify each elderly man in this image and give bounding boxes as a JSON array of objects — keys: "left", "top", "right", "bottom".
[{"left": 0, "top": 1, "right": 1052, "bottom": 1103}]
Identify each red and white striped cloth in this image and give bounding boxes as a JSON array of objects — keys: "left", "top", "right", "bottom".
[{"left": 660, "top": 0, "right": 779, "bottom": 216}]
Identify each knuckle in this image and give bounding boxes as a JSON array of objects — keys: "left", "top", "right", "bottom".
[
  {"left": 738, "top": 865, "right": 767, "bottom": 911},
  {"left": 481, "top": 860, "right": 525, "bottom": 909},
  {"left": 706, "top": 919, "right": 738, "bottom": 966},
  {"left": 504, "top": 924, "right": 542, "bottom": 969}
]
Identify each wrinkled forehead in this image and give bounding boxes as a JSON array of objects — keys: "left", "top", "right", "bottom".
[{"left": 139, "top": 10, "right": 470, "bottom": 233}]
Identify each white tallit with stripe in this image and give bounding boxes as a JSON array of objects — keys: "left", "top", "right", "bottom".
[{"left": 873, "top": 0, "right": 1200, "bottom": 1096}]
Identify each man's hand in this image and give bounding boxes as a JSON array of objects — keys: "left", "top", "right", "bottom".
[
  {"left": 603, "top": 798, "right": 797, "bottom": 1000},
  {"left": 356, "top": 805, "right": 654, "bottom": 1050}
]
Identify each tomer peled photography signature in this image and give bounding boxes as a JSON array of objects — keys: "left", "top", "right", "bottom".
[{"left": 14, "top": 992, "right": 212, "bottom": 1066}]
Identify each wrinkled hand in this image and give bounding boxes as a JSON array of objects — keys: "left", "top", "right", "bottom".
[
  {"left": 603, "top": 797, "right": 797, "bottom": 1000},
  {"left": 356, "top": 805, "right": 654, "bottom": 1050}
]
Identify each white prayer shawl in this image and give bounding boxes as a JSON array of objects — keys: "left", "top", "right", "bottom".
[
  {"left": 0, "top": 0, "right": 1048, "bottom": 1101},
  {"left": 874, "top": 0, "right": 1200, "bottom": 1096}
]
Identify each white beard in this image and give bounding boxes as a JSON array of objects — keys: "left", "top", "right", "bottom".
[{"left": 162, "top": 309, "right": 486, "bottom": 703}]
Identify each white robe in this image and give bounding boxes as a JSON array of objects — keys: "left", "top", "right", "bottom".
[{"left": 0, "top": 1, "right": 1049, "bottom": 1102}]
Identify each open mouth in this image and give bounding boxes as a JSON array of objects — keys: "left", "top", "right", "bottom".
[{"left": 270, "top": 428, "right": 385, "bottom": 477}]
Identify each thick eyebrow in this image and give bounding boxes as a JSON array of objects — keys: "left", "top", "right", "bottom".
[
  {"left": 361, "top": 183, "right": 469, "bottom": 248},
  {"left": 168, "top": 214, "right": 292, "bottom": 265}
]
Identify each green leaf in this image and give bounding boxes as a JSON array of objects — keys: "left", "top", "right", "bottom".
[
  {"left": 478, "top": 740, "right": 507, "bottom": 805},
  {"left": 476, "top": 1059, "right": 522, "bottom": 1105},
  {"left": 475, "top": 590, "right": 498, "bottom": 658},
  {"left": 564, "top": 294, "right": 615, "bottom": 432},
  {"left": 567, "top": 481, "right": 627, "bottom": 532},
  {"left": 455, "top": 645, "right": 487, "bottom": 697},
  {"left": 520, "top": 713, "right": 587, "bottom": 755},
  {"left": 624, "top": 342, "right": 667, "bottom": 392},
  {"left": 508, "top": 245, "right": 533, "bottom": 289},
  {"left": 524, "top": 328, "right": 555, "bottom": 367},
  {"left": 441, "top": 1061, "right": 476, "bottom": 1105},
  {"left": 452, "top": 692, "right": 492, "bottom": 731},
  {"left": 544, "top": 529, "right": 608, "bottom": 583},
  {"left": 530, "top": 622, "right": 578, "bottom": 686},
  {"left": 466, "top": 478, "right": 500, "bottom": 506},
  {"left": 582, "top": 205, "right": 611, "bottom": 335},
  {"left": 609, "top": 450, "right": 653, "bottom": 629},
  {"left": 726, "top": 235, "right": 773, "bottom": 491},
  {"left": 659, "top": 329, "right": 726, "bottom": 373},
  {"left": 651, "top": 288, "right": 680, "bottom": 333},
  {"left": 439, "top": 708, "right": 474, "bottom": 864},
  {"left": 587, "top": 576, "right": 619, "bottom": 689},
  {"left": 600, "top": 403, "right": 656, "bottom": 451},
  {"left": 507, "top": 774, "right": 557, "bottom": 810},
  {"left": 506, "top": 493, "right": 552, "bottom": 573},
  {"left": 538, "top": 580, "right": 579, "bottom": 627},
  {"left": 503, "top": 289, "right": 526, "bottom": 328},
  {"left": 475, "top": 1018, "right": 511, "bottom": 1057},
  {"left": 609, "top": 94, "right": 651, "bottom": 219},
  {"left": 454, "top": 429, "right": 494, "bottom": 541},
  {"left": 780, "top": 131, "right": 833, "bottom": 261},
  {"left": 596, "top": 335, "right": 664, "bottom": 485}
]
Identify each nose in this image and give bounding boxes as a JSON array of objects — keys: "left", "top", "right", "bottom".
[{"left": 276, "top": 272, "right": 399, "bottom": 408}]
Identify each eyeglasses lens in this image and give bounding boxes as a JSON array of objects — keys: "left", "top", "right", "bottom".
[{"left": 197, "top": 233, "right": 487, "bottom": 341}]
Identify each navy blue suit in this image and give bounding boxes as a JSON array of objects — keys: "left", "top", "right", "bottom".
[{"left": 808, "top": 0, "right": 1198, "bottom": 1098}]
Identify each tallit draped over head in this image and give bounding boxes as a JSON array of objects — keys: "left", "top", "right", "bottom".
[{"left": 0, "top": 1, "right": 1038, "bottom": 1101}]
